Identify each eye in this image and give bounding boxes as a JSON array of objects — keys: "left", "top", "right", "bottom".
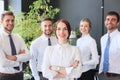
[
  {"left": 56, "top": 28, "right": 61, "bottom": 30},
  {"left": 64, "top": 27, "right": 68, "bottom": 30},
  {"left": 6, "top": 19, "right": 10, "bottom": 22},
  {"left": 111, "top": 18, "right": 117, "bottom": 22},
  {"left": 106, "top": 18, "right": 110, "bottom": 21},
  {"left": 80, "top": 25, "right": 83, "bottom": 27}
]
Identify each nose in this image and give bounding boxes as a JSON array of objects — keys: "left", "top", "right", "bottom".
[
  {"left": 46, "top": 26, "right": 51, "bottom": 30},
  {"left": 108, "top": 19, "right": 113, "bottom": 23},
  {"left": 60, "top": 29, "right": 64, "bottom": 33},
  {"left": 9, "top": 20, "right": 14, "bottom": 25}
]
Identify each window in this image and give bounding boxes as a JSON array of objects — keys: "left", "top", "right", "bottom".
[{"left": 0, "top": 0, "right": 4, "bottom": 16}]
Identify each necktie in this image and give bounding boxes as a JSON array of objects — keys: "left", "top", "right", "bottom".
[
  {"left": 48, "top": 38, "right": 51, "bottom": 46},
  {"left": 103, "top": 34, "right": 110, "bottom": 73},
  {"left": 9, "top": 35, "right": 20, "bottom": 70}
]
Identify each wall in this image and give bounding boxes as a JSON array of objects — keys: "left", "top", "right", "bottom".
[
  {"left": 4, "top": 0, "right": 120, "bottom": 53},
  {"left": 5, "top": 0, "right": 34, "bottom": 13},
  {"left": 0, "top": 0, "right": 4, "bottom": 15},
  {"left": 53, "top": 0, "right": 103, "bottom": 53},
  {"left": 52, "top": 0, "right": 120, "bottom": 54},
  {"left": 104, "top": 0, "right": 120, "bottom": 33},
  {"left": 8, "top": 0, "right": 21, "bottom": 13},
  {"left": 22, "top": 0, "right": 35, "bottom": 13}
]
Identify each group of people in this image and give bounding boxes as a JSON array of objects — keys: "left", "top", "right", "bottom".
[{"left": 0, "top": 10, "right": 120, "bottom": 80}]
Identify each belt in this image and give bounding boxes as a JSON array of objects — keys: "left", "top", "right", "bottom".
[
  {"left": 0, "top": 72, "right": 21, "bottom": 76},
  {"left": 105, "top": 73, "right": 120, "bottom": 77}
]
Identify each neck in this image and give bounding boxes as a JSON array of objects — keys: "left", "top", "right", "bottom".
[
  {"left": 82, "top": 33, "right": 89, "bottom": 36},
  {"left": 44, "top": 34, "right": 51, "bottom": 38},
  {"left": 58, "top": 39, "right": 68, "bottom": 45},
  {"left": 4, "top": 29, "right": 11, "bottom": 35},
  {"left": 108, "top": 28, "right": 117, "bottom": 34}
]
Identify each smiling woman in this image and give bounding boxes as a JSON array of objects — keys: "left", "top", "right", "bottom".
[
  {"left": 42, "top": 19, "right": 82, "bottom": 80},
  {"left": 76, "top": 18, "right": 99, "bottom": 80}
]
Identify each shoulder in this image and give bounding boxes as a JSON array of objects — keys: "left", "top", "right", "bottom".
[
  {"left": 13, "top": 34, "right": 22, "bottom": 38},
  {"left": 101, "top": 34, "right": 107, "bottom": 41},
  {"left": 76, "top": 37, "right": 82, "bottom": 45},
  {"left": 12, "top": 34, "right": 24, "bottom": 41},
  {"left": 116, "top": 31, "right": 120, "bottom": 36},
  {"left": 88, "top": 36, "right": 96, "bottom": 43},
  {"left": 31, "top": 36, "right": 42, "bottom": 45}
]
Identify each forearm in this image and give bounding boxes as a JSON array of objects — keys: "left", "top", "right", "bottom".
[
  {"left": 50, "top": 66, "right": 74, "bottom": 76},
  {"left": 6, "top": 55, "right": 17, "bottom": 61},
  {"left": 0, "top": 56, "right": 19, "bottom": 67},
  {"left": 50, "top": 61, "right": 79, "bottom": 75},
  {"left": 16, "top": 53, "right": 31, "bottom": 62},
  {"left": 54, "top": 73, "right": 66, "bottom": 79}
]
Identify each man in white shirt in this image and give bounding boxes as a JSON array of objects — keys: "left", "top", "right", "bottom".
[
  {"left": 99, "top": 11, "right": 120, "bottom": 80},
  {"left": 0, "top": 11, "right": 31, "bottom": 80},
  {"left": 29, "top": 18, "right": 57, "bottom": 80}
]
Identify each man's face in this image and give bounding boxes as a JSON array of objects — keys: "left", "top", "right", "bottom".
[
  {"left": 105, "top": 15, "right": 119, "bottom": 32},
  {"left": 1, "top": 15, "right": 14, "bottom": 33},
  {"left": 41, "top": 20, "right": 52, "bottom": 36}
]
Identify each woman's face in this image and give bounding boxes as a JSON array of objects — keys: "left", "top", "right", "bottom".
[
  {"left": 79, "top": 21, "right": 91, "bottom": 35},
  {"left": 56, "top": 22, "right": 69, "bottom": 42}
]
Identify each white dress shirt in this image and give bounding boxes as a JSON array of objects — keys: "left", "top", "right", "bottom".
[
  {"left": 76, "top": 34, "right": 99, "bottom": 72},
  {"left": 42, "top": 43, "right": 82, "bottom": 80},
  {"left": 0, "top": 28, "right": 31, "bottom": 74},
  {"left": 99, "top": 29, "right": 120, "bottom": 74},
  {"left": 29, "top": 34, "right": 57, "bottom": 80}
]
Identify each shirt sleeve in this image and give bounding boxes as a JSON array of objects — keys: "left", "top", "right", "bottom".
[
  {"left": 0, "top": 49, "right": 19, "bottom": 67},
  {"left": 67, "top": 47, "right": 82, "bottom": 78},
  {"left": 29, "top": 42, "right": 40, "bottom": 80},
  {"left": 15, "top": 36, "right": 31, "bottom": 62},
  {"left": 83, "top": 39, "right": 99, "bottom": 66},
  {"left": 0, "top": 34, "right": 20, "bottom": 67},
  {"left": 76, "top": 39, "right": 79, "bottom": 46},
  {"left": 42, "top": 46, "right": 57, "bottom": 79}
]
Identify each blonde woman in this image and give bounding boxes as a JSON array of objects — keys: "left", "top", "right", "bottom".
[{"left": 76, "top": 18, "right": 99, "bottom": 80}]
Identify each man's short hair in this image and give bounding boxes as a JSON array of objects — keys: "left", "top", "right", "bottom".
[
  {"left": 107, "top": 11, "right": 120, "bottom": 22},
  {"left": 1, "top": 11, "right": 15, "bottom": 20},
  {"left": 41, "top": 17, "right": 52, "bottom": 23}
]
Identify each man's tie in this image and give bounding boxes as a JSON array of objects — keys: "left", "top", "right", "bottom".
[
  {"left": 9, "top": 35, "right": 20, "bottom": 70},
  {"left": 103, "top": 34, "right": 110, "bottom": 73},
  {"left": 48, "top": 38, "right": 51, "bottom": 46}
]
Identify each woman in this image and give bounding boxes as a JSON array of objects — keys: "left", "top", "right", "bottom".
[
  {"left": 76, "top": 18, "right": 99, "bottom": 80},
  {"left": 42, "top": 19, "right": 82, "bottom": 80}
]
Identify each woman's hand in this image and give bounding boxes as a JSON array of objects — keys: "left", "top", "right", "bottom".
[
  {"left": 50, "top": 66, "right": 67, "bottom": 76},
  {"left": 72, "top": 60, "right": 79, "bottom": 68}
]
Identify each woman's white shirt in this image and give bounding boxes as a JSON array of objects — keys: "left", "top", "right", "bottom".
[
  {"left": 77, "top": 34, "right": 99, "bottom": 72},
  {"left": 42, "top": 43, "right": 82, "bottom": 80}
]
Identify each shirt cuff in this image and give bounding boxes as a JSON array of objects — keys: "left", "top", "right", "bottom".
[{"left": 65, "top": 67, "right": 73, "bottom": 75}]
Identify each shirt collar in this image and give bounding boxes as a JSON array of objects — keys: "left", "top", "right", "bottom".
[
  {"left": 56, "top": 42, "right": 69, "bottom": 49},
  {"left": 107, "top": 29, "right": 119, "bottom": 37},
  {"left": 0, "top": 27, "right": 13, "bottom": 36},
  {"left": 41, "top": 34, "right": 51, "bottom": 40},
  {"left": 81, "top": 34, "right": 90, "bottom": 38}
]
